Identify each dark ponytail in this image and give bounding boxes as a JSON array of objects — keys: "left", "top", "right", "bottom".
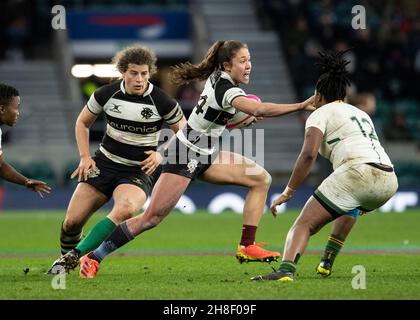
[
  {"left": 315, "top": 50, "right": 351, "bottom": 102},
  {"left": 171, "top": 40, "right": 247, "bottom": 85}
]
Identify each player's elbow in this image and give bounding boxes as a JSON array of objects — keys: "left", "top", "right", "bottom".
[
  {"left": 299, "top": 151, "right": 317, "bottom": 163},
  {"left": 252, "top": 106, "right": 264, "bottom": 117},
  {"left": 75, "top": 118, "right": 90, "bottom": 131}
]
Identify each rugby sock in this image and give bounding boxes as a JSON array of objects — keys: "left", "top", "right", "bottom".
[
  {"left": 60, "top": 223, "right": 83, "bottom": 255},
  {"left": 75, "top": 217, "right": 116, "bottom": 256},
  {"left": 278, "top": 261, "right": 296, "bottom": 274},
  {"left": 240, "top": 225, "right": 257, "bottom": 247},
  {"left": 321, "top": 234, "right": 345, "bottom": 264},
  {"left": 90, "top": 221, "right": 134, "bottom": 262}
]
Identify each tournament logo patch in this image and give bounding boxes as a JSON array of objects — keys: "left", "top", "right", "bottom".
[{"left": 141, "top": 107, "right": 154, "bottom": 119}]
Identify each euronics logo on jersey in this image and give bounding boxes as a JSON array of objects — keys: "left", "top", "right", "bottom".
[{"left": 108, "top": 121, "right": 158, "bottom": 133}]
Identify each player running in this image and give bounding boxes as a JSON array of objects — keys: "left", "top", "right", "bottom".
[
  {"left": 54, "top": 40, "right": 314, "bottom": 278},
  {"left": 47, "top": 45, "right": 185, "bottom": 274},
  {"left": 251, "top": 50, "right": 398, "bottom": 282}
]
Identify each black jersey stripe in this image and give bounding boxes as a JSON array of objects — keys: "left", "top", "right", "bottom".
[
  {"left": 94, "top": 81, "right": 121, "bottom": 106},
  {"left": 101, "top": 134, "right": 156, "bottom": 161},
  {"left": 165, "top": 106, "right": 183, "bottom": 123},
  {"left": 105, "top": 113, "right": 163, "bottom": 134},
  {"left": 203, "top": 106, "right": 234, "bottom": 125},
  {"left": 164, "top": 104, "right": 181, "bottom": 120},
  {"left": 113, "top": 91, "right": 154, "bottom": 105},
  {"left": 215, "top": 78, "right": 236, "bottom": 108}
]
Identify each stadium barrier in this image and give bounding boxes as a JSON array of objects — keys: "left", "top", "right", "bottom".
[{"left": 1, "top": 186, "right": 418, "bottom": 212}]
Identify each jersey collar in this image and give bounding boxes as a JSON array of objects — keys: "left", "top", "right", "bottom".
[{"left": 220, "top": 71, "right": 237, "bottom": 86}]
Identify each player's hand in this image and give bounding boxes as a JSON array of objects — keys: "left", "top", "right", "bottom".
[
  {"left": 25, "top": 179, "right": 51, "bottom": 198},
  {"left": 270, "top": 194, "right": 290, "bottom": 217},
  {"left": 71, "top": 156, "right": 97, "bottom": 182},
  {"left": 248, "top": 116, "right": 264, "bottom": 127},
  {"left": 270, "top": 186, "right": 295, "bottom": 217},
  {"left": 252, "top": 116, "right": 264, "bottom": 124},
  {"left": 301, "top": 95, "right": 315, "bottom": 112},
  {"left": 140, "top": 150, "right": 162, "bottom": 176}
]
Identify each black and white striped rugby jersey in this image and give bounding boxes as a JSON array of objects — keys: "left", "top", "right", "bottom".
[
  {"left": 87, "top": 80, "right": 183, "bottom": 165},
  {"left": 176, "top": 70, "right": 246, "bottom": 155}
]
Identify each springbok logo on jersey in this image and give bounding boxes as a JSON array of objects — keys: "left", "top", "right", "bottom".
[
  {"left": 141, "top": 107, "right": 154, "bottom": 119},
  {"left": 187, "top": 159, "right": 198, "bottom": 174}
]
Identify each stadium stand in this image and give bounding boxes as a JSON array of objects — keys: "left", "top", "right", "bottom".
[
  {"left": 0, "top": 0, "right": 418, "bottom": 187},
  {"left": 253, "top": 0, "right": 420, "bottom": 184}
]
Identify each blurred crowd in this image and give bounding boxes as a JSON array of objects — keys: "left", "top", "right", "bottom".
[
  {"left": 255, "top": 0, "right": 420, "bottom": 143},
  {"left": 0, "top": 0, "right": 55, "bottom": 60}
]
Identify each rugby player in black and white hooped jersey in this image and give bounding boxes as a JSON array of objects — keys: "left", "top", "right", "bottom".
[
  {"left": 0, "top": 83, "right": 51, "bottom": 197},
  {"left": 55, "top": 40, "right": 315, "bottom": 278},
  {"left": 46, "top": 45, "right": 186, "bottom": 274}
]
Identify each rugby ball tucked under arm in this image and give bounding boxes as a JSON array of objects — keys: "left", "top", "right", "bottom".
[{"left": 226, "top": 94, "right": 261, "bottom": 129}]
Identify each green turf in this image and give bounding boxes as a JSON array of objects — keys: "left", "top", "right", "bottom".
[{"left": 0, "top": 209, "right": 419, "bottom": 299}]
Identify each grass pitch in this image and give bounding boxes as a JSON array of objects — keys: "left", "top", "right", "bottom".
[{"left": 0, "top": 209, "right": 419, "bottom": 300}]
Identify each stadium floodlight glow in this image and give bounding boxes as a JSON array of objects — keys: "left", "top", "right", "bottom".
[
  {"left": 93, "top": 64, "right": 120, "bottom": 78},
  {"left": 71, "top": 64, "right": 94, "bottom": 78}
]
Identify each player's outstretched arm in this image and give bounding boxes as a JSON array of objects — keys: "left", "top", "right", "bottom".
[
  {"left": 232, "top": 95, "right": 315, "bottom": 118},
  {"left": 271, "top": 127, "right": 322, "bottom": 216},
  {"left": 0, "top": 154, "right": 51, "bottom": 197}
]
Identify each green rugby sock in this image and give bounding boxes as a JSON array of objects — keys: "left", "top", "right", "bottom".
[
  {"left": 76, "top": 217, "right": 116, "bottom": 256},
  {"left": 321, "top": 234, "right": 345, "bottom": 264},
  {"left": 278, "top": 261, "right": 296, "bottom": 274}
]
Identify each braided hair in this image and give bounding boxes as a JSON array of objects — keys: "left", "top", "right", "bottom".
[
  {"left": 315, "top": 50, "right": 351, "bottom": 103},
  {"left": 0, "top": 83, "right": 19, "bottom": 106}
]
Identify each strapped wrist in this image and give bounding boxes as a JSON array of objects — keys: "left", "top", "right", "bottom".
[
  {"left": 24, "top": 178, "right": 31, "bottom": 187},
  {"left": 282, "top": 186, "right": 295, "bottom": 198}
]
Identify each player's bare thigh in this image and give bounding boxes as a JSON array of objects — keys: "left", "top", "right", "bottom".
[
  {"left": 293, "top": 196, "right": 334, "bottom": 235},
  {"left": 200, "top": 151, "right": 271, "bottom": 187},
  {"left": 64, "top": 183, "right": 108, "bottom": 232}
]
